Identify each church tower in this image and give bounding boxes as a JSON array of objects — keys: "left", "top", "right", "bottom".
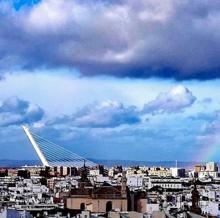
[{"left": 121, "top": 171, "right": 127, "bottom": 198}]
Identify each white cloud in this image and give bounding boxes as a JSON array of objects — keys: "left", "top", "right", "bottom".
[
  {"left": 50, "top": 100, "right": 140, "bottom": 128},
  {"left": 0, "top": 96, "right": 44, "bottom": 127},
  {"left": 143, "top": 85, "right": 196, "bottom": 114}
]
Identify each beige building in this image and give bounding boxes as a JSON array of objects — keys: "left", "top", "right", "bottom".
[
  {"left": 66, "top": 197, "right": 127, "bottom": 213},
  {"left": 65, "top": 167, "right": 128, "bottom": 213}
]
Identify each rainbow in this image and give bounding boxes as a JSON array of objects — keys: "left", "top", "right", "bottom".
[{"left": 196, "top": 134, "right": 220, "bottom": 162}]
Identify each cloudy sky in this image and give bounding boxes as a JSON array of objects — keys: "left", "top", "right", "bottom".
[{"left": 1, "top": 0, "right": 220, "bottom": 162}]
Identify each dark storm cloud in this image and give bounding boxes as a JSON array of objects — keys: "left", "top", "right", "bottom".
[{"left": 1, "top": 0, "right": 220, "bottom": 79}]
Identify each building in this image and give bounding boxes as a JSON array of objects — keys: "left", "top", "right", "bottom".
[
  {"left": 65, "top": 167, "right": 128, "bottom": 213},
  {"left": 0, "top": 208, "right": 31, "bottom": 218},
  {"left": 148, "top": 177, "right": 183, "bottom": 189},
  {"left": 127, "top": 176, "right": 143, "bottom": 188},
  {"left": 201, "top": 201, "right": 220, "bottom": 216},
  {"left": 206, "top": 162, "right": 218, "bottom": 172},
  {"left": 170, "top": 167, "right": 185, "bottom": 178},
  {"left": 195, "top": 164, "right": 206, "bottom": 173}
]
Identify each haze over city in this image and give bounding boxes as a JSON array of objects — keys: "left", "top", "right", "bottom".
[{"left": 0, "top": 0, "right": 220, "bottom": 162}]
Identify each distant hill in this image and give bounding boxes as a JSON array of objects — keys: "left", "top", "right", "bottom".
[
  {"left": 91, "top": 159, "right": 200, "bottom": 169},
  {"left": 0, "top": 159, "right": 40, "bottom": 168},
  {"left": 0, "top": 159, "right": 201, "bottom": 169}
]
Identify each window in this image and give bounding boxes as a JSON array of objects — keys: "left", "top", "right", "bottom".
[
  {"left": 80, "top": 203, "right": 85, "bottom": 211},
  {"left": 106, "top": 201, "right": 112, "bottom": 212}
]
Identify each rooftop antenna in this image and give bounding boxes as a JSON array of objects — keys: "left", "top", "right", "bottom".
[{"left": 176, "top": 160, "right": 178, "bottom": 168}]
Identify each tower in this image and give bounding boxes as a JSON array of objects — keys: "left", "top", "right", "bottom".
[
  {"left": 121, "top": 171, "right": 127, "bottom": 198},
  {"left": 190, "top": 180, "right": 201, "bottom": 214}
]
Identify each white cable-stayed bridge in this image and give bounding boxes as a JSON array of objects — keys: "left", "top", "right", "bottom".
[{"left": 22, "top": 125, "right": 96, "bottom": 168}]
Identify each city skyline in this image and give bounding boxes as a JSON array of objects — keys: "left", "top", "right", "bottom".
[{"left": 0, "top": 0, "right": 220, "bottom": 162}]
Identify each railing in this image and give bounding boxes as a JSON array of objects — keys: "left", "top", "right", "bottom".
[{"left": 92, "top": 194, "right": 125, "bottom": 199}]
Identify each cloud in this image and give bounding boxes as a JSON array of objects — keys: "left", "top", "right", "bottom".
[
  {"left": 198, "top": 97, "right": 213, "bottom": 104},
  {"left": 143, "top": 85, "right": 196, "bottom": 114},
  {"left": 189, "top": 111, "right": 219, "bottom": 122},
  {"left": 34, "top": 113, "right": 204, "bottom": 161},
  {"left": 48, "top": 85, "right": 196, "bottom": 128},
  {"left": 0, "top": 0, "right": 220, "bottom": 79},
  {"left": 0, "top": 96, "right": 44, "bottom": 127},
  {"left": 50, "top": 100, "right": 140, "bottom": 128}
]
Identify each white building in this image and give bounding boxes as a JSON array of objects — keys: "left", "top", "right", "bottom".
[
  {"left": 198, "top": 171, "right": 219, "bottom": 179},
  {"left": 148, "top": 178, "right": 183, "bottom": 189},
  {"left": 146, "top": 203, "right": 160, "bottom": 214},
  {"left": 206, "top": 162, "right": 218, "bottom": 172},
  {"left": 170, "top": 168, "right": 185, "bottom": 178},
  {"left": 127, "top": 176, "right": 143, "bottom": 188},
  {"left": 201, "top": 201, "right": 220, "bottom": 216}
]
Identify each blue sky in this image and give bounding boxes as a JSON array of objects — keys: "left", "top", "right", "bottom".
[{"left": 0, "top": 0, "right": 220, "bottom": 162}]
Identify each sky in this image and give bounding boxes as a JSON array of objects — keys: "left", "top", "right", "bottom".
[{"left": 0, "top": 0, "right": 220, "bottom": 162}]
